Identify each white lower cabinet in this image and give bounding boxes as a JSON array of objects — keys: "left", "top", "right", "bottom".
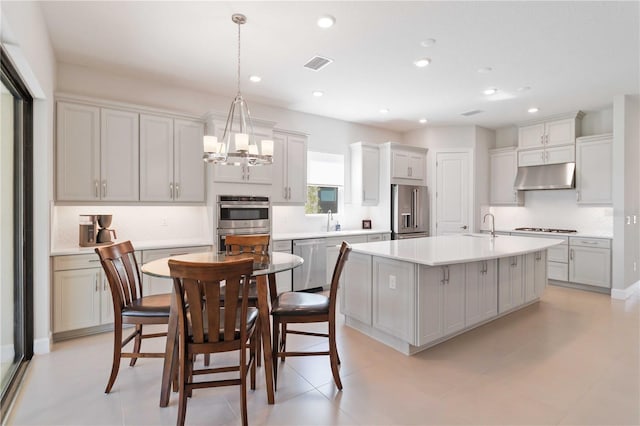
[
  {"left": 326, "top": 235, "right": 371, "bottom": 285},
  {"left": 372, "top": 257, "right": 416, "bottom": 343},
  {"left": 273, "top": 240, "right": 293, "bottom": 294},
  {"left": 569, "top": 237, "right": 611, "bottom": 288},
  {"left": 498, "top": 255, "right": 524, "bottom": 314},
  {"left": 465, "top": 260, "right": 498, "bottom": 327},
  {"left": 141, "top": 246, "right": 210, "bottom": 296},
  {"left": 340, "top": 252, "right": 372, "bottom": 325},
  {"left": 524, "top": 251, "right": 547, "bottom": 303},
  {"left": 416, "top": 264, "right": 465, "bottom": 346}
]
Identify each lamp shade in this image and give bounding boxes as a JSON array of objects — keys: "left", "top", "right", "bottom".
[{"left": 203, "top": 135, "right": 218, "bottom": 153}]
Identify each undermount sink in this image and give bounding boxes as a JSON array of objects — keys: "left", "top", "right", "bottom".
[{"left": 461, "top": 233, "right": 498, "bottom": 238}]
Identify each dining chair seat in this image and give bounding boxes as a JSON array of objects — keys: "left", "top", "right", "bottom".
[
  {"left": 271, "top": 292, "right": 329, "bottom": 316},
  {"left": 121, "top": 294, "right": 172, "bottom": 318}
]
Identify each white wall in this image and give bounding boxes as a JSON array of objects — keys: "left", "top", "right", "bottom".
[
  {"left": 1, "top": 1, "right": 57, "bottom": 353},
  {"left": 474, "top": 127, "right": 494, "bottom": 231}
]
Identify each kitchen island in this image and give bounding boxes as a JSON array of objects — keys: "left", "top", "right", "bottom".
[{"left": 340, "top": 234, "right": 564, "bottom": 355}]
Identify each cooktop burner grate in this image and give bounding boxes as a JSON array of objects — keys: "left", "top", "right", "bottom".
[{"left": 514, "top": 227, "right": 578, "bottom": 233}]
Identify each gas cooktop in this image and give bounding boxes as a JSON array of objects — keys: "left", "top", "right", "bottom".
[{"left": 514, "top": 227, "right": 577, "bottom": 234}]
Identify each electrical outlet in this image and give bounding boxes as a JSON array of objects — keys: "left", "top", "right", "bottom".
[
  {"left": 160, "top": 217, "right": 168, "bottom": 227},
  {"left": 389, "top": 275, "right": 396, "bottom": 290}
]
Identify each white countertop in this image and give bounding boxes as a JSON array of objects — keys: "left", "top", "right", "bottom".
[
  {"left": 51, "top": 239, "right": 213, "bottom": 256},
  {"left": 273, "top": 229, "right": 391, "bottom": 241},
  {"left": 349, "top": 234, "right": 564, "bottom": 266}
]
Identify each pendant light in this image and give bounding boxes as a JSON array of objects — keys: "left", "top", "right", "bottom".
[{"left": 203, "top": 14, "right": 273, "bottom": 165}]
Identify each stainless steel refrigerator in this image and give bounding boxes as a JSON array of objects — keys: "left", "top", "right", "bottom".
[{"left": 391, "top": 184, "right": 429, "bottom": 239}]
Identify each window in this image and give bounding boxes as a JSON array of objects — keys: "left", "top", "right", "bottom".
[{"left": 305, "top": 151, "right": 344, "bottom": 215}]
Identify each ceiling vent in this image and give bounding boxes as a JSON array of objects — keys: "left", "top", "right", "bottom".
[
  {"left": 461, "top": 109, "right": 483, "bottom": 117},
  {"left": 304, "top": 55, "right": 333, "bottom": 71}
]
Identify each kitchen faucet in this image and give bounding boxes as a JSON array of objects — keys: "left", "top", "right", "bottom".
[
  {"left": 326, "top": 209, "right": 333, "bottom": 232},
  {"left": 483, "top": 213, "right": 496, "bottom": 238}
]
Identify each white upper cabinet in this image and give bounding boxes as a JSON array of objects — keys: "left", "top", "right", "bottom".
[
  {"left": 391, "top": 150, "right": 425, "bottom": 181},
  {"left": 489, "top": 147, "right": 523, "bottom": 205},
  {"left": 272, "top": 130, "right": 307, "bottom": 204},
  {"left": 518, "top": 144, "right": 576, "bottom": 166},
  {"left": 56, "top": 102, "right": 101, "bottom": 201},
  {"left": 350, "top": 142, "right": 379, "bottom": 205},
  {"left": 141, "top": 115, "right": 205, "bottom": 202},
  {"left": 576, "top": 134, "right": 612, "bottom": 205},
  {"left": 518, "top": 114, "right": 582, "bottom": 149},
  {"left": 100, "top": 108, "right": 139, "bottom": 201}
]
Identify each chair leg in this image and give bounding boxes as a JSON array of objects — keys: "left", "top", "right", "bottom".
[
  {"left": 255, "top": 328, "right": 262, "bottom": 367},
  {"left": 105, "top": 319, "right": 123, "bottom": 393},
  {"left": 129, "top": 324, "right": 142, "bottom": 367},
  {"left": 250, "top": 333, "right": 256, "bottom": 390},
  {"left": 280, "top": 322, "right": 287, "bottom": 362},
  {"left": 204, "top": 354, "right": 210, "bottom": 366},
  {"left": 328, "top": 319, "right": 343, "bottom": 390},
  {"left": 271, "top": 316, "right": 280, "bottom": 390},
  {"left": 240, "top": 337, "right": 249, "bottom": 426},
  {"left": 177, "top": 350, "right": 188, "bottom": 426}
]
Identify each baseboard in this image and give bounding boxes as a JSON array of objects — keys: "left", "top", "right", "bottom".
[
  {"left": 33, "top": 336, "right": 51, "bottom": 354},
  {"left": 611, "top": 280, "right": 640, "bottom": 300}
]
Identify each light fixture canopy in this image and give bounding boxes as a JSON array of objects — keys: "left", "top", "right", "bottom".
[{"left": 203, "top": 14, "right": 272, "bottom": 166}]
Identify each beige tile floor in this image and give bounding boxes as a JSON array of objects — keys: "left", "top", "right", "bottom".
[{"left": 6, "top": 285, "right": 640, "bottom": 425}]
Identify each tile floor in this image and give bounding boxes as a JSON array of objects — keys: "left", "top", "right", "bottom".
[{"left": 6, "top": 285, "right": 640, "bottom": 425}]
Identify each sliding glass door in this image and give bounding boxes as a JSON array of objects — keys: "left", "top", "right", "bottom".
[{"left": 1, "top": 48, "right": 34, "bottom": 418}]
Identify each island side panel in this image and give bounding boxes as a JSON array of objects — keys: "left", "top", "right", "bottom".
[{"left": 341, "top": 252, "right": 372, "bottom": 325}]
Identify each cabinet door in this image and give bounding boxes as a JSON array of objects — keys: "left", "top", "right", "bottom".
[
  {"left": 101, "top": 108, "right": 139, "bottom": 201},
  {"left": 285, "top": 135, "right": 307, "bottom": 204},
  {"left": 518, "top": 149, "right": 545, "bottom": 166},
  {"left": 466, "top": 260, "right": 497, "bottom": 326},
  {"left": 53, "top": 268, "right": 101, "bottom": 333},
  {"left": 391, "top": 151, "right": 410, "bottom": 178},
  {"left": 417, "top": 266, "right": 444, "bottom": 346},
  {"left": 56, "top": 102, "right": 101, "bottom": 201},
  {"left": 361, "top": 147, "right": 380, "bottom": 205},
  {"left": 372, "top": 257, "right": 415, "bottom": 342},
  {"left": 341, "top": 252, "right": 372, "bottom": 325},
  {"left": 524, "top": 253, "right": 537, "bottom": 303},
  {"left": 442, "top": 264, "right": 465, "bottom": 336},
  {"left": 271, "top": 134, "right": 288, "bottom": 203},
  {"left": 498, "top": 256, "right": 524, "bottom": 313},
  {"left": 490, "top": 149, "right": 523, "bottom": 205},
  {"left": 569, "top": 246, "right": 611, "bottom": 288},
  {"left": 518, "top": 123, "right": 545, "bottom": 149},
  {"left": 408, "top": 154, "right": 425, "bottom": 180},
  {"left": 140, "top": 114, "right": 174, "bottom": 201},
  {"left": 545, "top": 118, "right": 576, "bottom": 147},
  {"left": 545, "top": 145, "right": 574, "bottom": 165},
  {"left": 576, "top": 137, "right": 612, "bottom": 204},
  {"left": 100, "top": 271, "right": 114, "bottom": 325},
  {"left": 534, "top": 251, "right": 547, "bottom": 298},
  {"left": 174, "top": 119, "right": 205, "bottom": 201}
]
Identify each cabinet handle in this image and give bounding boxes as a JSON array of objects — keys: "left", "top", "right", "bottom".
[
  {"left": 408, "top": 167, "right": 412, "bottom": 177},
  {"left": 440, "top": 266, "right": 447, "bottom": 284},
  {"left": 288, "top": 187, "right": 291, "bottom": 200},
  {"left": 580, "top": 241, "right": 599, "bottom": 245},
  {"left": 540, "top": 152, "right": 544, "bottom": 162},
  {"left": 541, "top": 135, "right": 544, "bottom": 145},
  {"left": 175, "top": 184, "right": 180, "bottom": 199},
  {"left": 570, "top": 249, "right": 574, "bottom": 260},
  {"left": 363, "top": 190, "right": 366, "bottom": 201},
  {"left": 576, "top": 191, "right": 580, "bottom": 202},
  {"left": 95, "top": 273, "right": 99, "bottom": 292},
  {"left": 94, "top": 180, "right": 99, "bottom": 198},
  {"left": 283, "top": 187, "right": 287, "bottom": 199},
  {"left": 511, "top": 256, "right": 518, "bottom": 267},
  {"left": 513, "top": 191, "right": 517, "bottom": 201},
  {"left": 545, "top": 151, "right": 549, "bottom": 161},
  {"left": 103, "top": 277, "right": 107, "bottom": 292},
  {"left": 169, "top": 183, "right": 173, "bottom": 198},
  {"left": 102, "top": 181, "right": 107, "bottom": 197}
]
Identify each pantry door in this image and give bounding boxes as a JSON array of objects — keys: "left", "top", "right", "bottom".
[{"left": 434, "top": 151, "right": 471, "bottom": 235}]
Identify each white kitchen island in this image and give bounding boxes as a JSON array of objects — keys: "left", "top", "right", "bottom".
[{"left": 341, "top": 234, "right": 564, "bottom": 355}]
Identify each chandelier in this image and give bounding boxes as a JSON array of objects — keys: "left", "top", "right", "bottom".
[{"left": 203, "top": 14, "right": 273, "bottom": 166}]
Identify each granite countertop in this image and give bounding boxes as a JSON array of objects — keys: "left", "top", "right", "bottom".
[
  {"left": 273, "top": 229, "right": 391, "bottom": 241},
  {"left": 349, "top": 234, "right": 564, "bottom": 266},
  {"left": 51, "top": 239, "right": 214, "bottom": 256}
]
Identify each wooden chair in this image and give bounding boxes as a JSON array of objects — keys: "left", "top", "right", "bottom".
[
  {"left": 271, "top": 241, "right": 351, "bottom": 390},
  {"left": 95, "top": 241, "right": 170, "bottom": 394},
  {"left": 168, "top": 257, "right": 258, "bottom": 426}
]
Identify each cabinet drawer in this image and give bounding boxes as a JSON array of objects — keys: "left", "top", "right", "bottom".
[
  {"left": 273, "top": 240, "right": 292, "bottom": 252},
  {"left": 548, "top": 261, "right": 568, "bottom": 281},
  {"left": 326, "top": 235, "right": 367, "bottom": 246},
  {"left": 547, "top": 244, "right": 568, "bottom": 263},
  {"left": 142, "top": 246, "right": 210, "bottom": 263},
  {"left": 570, "top": 237, "right": 610, "bottom": 249},
  {"left": 54, "top": 253, "right": 102, "bottom": 271}
]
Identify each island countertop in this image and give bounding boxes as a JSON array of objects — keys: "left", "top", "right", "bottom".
[{"left": 348, "top": 234, "right": 564, "bottom": 266}]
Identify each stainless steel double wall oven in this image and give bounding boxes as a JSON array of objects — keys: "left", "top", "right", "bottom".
[{"left": 217, "top": 195, "right": 270, "bottom": 251}]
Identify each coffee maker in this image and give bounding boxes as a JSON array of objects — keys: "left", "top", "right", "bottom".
[{"left": 79, "top": 214, "right": 117, "bottom": 247}]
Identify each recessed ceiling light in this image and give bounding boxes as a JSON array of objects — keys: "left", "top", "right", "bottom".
[
  {"left": 528, "top": 107, "right": 539, "bottom": 113},
  {"left": 420, "top": 38, "right": 436, "bottom": 47},
  {"left": 483, "top": 88, "right": 498, "bottom": 95},
  {"left": 477, "top": 67, "right": 493, "bottom": 73},
  {"left": 414, "top": 58, "right": 431, "bottom": 68},
  {"left": 312, "top": 90, "right": 324, "bottom": 97},
  {"left": 249, "top": 75, "right": 261, "bottom": 83},
  {"left": 517, "top": 86, "right": 531, "bottom": 92},
  {"left": 379, "top": 108, "right": 389, "bottom": 114},
  {"left": 419, "top": 118, "right": 428, "bottom": 124},
  {"left": 317, "top": 15, "right": 335, "bottom": 28}
]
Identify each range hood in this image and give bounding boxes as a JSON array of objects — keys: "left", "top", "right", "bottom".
[{"left": 514, "top": 162, "right": 576, "bottom": 190}]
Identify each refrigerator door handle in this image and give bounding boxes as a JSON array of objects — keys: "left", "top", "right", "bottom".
[{"left": 413, "top": 188, "right": 419, "bottom": 229}]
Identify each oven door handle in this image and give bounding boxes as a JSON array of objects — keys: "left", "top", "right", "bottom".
[{"left": 219, "top": 204, "right": 269, "bottom": 209}]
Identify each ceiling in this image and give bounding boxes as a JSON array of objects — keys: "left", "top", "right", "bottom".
[{"left": 39, "top": 1, "right": 639, "bottom": 132}]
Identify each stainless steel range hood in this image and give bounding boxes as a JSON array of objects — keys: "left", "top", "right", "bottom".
[{"left": 514, "top": 162, "right": 576, "bottom": 190}]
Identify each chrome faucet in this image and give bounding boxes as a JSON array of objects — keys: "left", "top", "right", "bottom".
[
  {"left": 326, "top": 209, "right": 333, "bottom": 232},
  {"left": 483, "top": 213, "right": 496, "bottom": 238}
]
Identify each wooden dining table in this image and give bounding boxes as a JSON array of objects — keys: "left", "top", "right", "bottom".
[{"left": 141, "top": 251, "right": 304, "bottom": 407}]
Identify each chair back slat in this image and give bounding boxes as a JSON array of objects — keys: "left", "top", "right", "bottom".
[
  {"left": 169, "top": 258, "right": 254, "bottom": 345},
  {"left": 225, "top": 234, "right": 270, "bottom": 256},
  {"left": 95, "top": 241, "right": 143, "bottom": 312},
  {"left": 329, "top": 242, "right": 352, "bottom": 313}
]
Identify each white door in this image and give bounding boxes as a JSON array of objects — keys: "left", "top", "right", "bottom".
[{"left": 435, "top": 152, "right": 470, "bottom": 235}]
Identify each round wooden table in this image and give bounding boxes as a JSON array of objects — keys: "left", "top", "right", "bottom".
[{"left": 142, "top": 251, "right": 303, "bottom": 407}]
